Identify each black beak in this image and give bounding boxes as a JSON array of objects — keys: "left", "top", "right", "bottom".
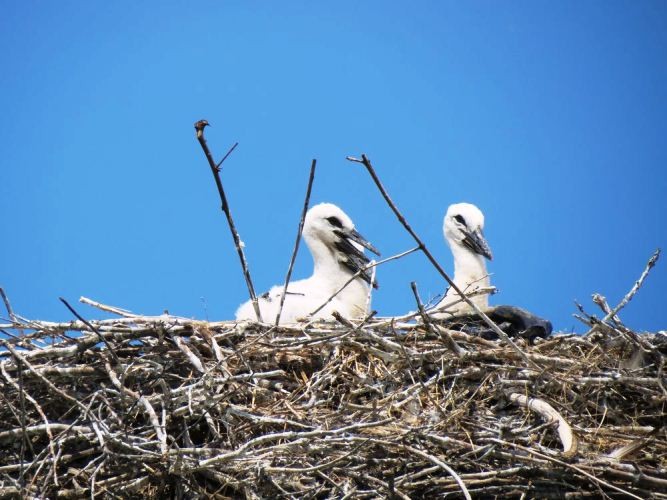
[
  {"left": 344, "top": 228, "right": 381, "bottom": 257},
  {"left": 462, "top": 228, "right": 493, "bottom": 260},
  {"left": 333, "top": 228, "right": 381, "bottom": 288}
]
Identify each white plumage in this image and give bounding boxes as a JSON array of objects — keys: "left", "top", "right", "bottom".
[
  {"left": 235, "top": 203, "right": 380, "bottom": 324},
  {"left": 430, "top": 203, "right": 493, "bottom": 316}
]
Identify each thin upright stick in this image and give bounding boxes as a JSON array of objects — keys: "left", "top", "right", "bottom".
[
  {"left": 410, "top": 282, "right": 464, "bottom": 357},
  {"left": 591, "top": 248, "right": 661, "bottom": 332},
  {"left": 194, "top": 120, "right": 261, "bottom": 322},
  {"left": 0, "top": 287, "right": 17, "bottom": 323},
  {"left": 0, "top": 287, "right": 22, "bottom": 341},
  {"left": 275, "top": 160, "right": 317, "bottom": 325},
  {"left": 0, "top": 288, "right": 28, "bottom": 490},
  {"left": 347, "top": 154, "right": 538, "bottom": 370},
  {"left": 364, "top": 261, "right": 377, "bottom": 315}
]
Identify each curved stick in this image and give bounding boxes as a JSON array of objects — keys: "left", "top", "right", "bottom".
[{"left": 509, "top": 393, "right": 578, "bottom": 457}]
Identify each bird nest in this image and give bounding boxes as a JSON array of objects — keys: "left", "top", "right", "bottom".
[{"left": 0, "top": 298, "right": 665, "bottom": 499}]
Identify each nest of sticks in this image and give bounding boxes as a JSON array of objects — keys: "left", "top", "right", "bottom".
[{"left": 0, "top": 295, "right": 665, "bottom": 499}]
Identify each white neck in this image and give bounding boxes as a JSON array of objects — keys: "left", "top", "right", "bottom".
[
  {"left": 450, "top": 242, "right": 489, "bottom": 292},
  {"left": 306, "top": 237, "right": 362, "bottom": 291},
  {"left": 304, "top": 236, "right": 370, "bottom": 318},
  {"left": 432, "top": 242, "right": 490, "bottom": 314}
]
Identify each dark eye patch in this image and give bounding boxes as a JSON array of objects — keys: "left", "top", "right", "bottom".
[
  {"left": 453, "top": 214, "right": 467, "bottom": 226},
  {"left": 327, "top": 216, "right": 343, "bottom": 228}
]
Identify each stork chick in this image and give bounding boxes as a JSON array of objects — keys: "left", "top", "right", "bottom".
[
  {"left": 431, "top": 203, "right": 493, "bottom": 316},
  {"left": 235, "top": 203, "right": 380, "bottom": 323}
]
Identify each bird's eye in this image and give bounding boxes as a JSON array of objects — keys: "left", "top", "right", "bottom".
[
  {"left": 453, "top": 215, "right": 466, "bottom": 226},
  {"left": 326, "top": 216, "right": 343, "bottom": 228}
]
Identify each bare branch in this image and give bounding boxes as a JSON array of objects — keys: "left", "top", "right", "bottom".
[
  {"left": 589, "top": 248, "right": 661, "bottom": 335},
  {"left": 309, "top": 246, "right": 420, "bottom": 317},
  {"left": 410, "top": 281, "right": 464, "bottom": 357},
  {"left": 0, "top": 287, "right": 18, "bottom": 323},
  {"left": 194, "top": 120, "right": 261, "bottom": 321},
  {"left": 275, "top": 159, "right": 317, "bottom": 325},
  {"left": 79, "top": 296, "right": 139, "bottom": 318}
]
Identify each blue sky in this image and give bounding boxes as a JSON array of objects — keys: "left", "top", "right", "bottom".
[{"left": 1, "top": 1, "right": 665, "bottom": 333}]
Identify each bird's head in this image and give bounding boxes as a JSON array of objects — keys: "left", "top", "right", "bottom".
[
  {"left": 444, "top": 203, "right": 493, "bottom": 260},
  {"left": 304, "top": 203, "right": 380, "bottom": 286}
]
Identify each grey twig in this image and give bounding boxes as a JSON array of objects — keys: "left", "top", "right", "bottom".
[
  {"left": 390, "top": 319, "right": 451, "bottom": 423},
  {"left": 194, "top": 120, "right": 262, "bottom": 322},
  {"left": 275, "top": 159, "right": 317, "bottom": 325},
  {"left": 17, "top": 354, "right": 27, "bottom": 491},
  {"left": 347, "top": 154, "right": 539, "bottom": 370},
  {"left": 0, "top": 287, "right": 18, "bottom": 323},
  {"left": 410, "top": 282, "right": 464, "bottom": 357},
  {"left": 0, "top": 288, "right": 23, "bottom": 342},
  {"left": 58, "top": 298, "right": 120, "bottom": 365},
  {"left": 402, "top": 444, "right": 471, "bottom": 500},
  {"left": 309, "top": 246, "right": 420, "bottom": 317},
  {"left": 589, "top": 248, "right": 661, "bottom": 334}
]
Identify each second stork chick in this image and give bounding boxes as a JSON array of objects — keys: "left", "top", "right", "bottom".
[
  {"left": 235, "top": 203, "right": 380, "bottom": 323},
  {"left": 431, "top": 202, "right": 493, "bottom": 317}
]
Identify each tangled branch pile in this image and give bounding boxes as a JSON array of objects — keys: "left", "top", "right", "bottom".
[{"left": 1, "top": 301, "right": 665, "bottom": 499}]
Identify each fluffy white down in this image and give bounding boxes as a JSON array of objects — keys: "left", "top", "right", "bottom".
[
  {"left": 235, "top": 203, "right": 375, "bottom": 324},
  {"left": 430, "top": 202, "right": 493, "bottom": 317}
]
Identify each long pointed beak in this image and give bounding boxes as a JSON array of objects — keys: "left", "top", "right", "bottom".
[
  {"left": 342, "top": 228, "right": 381, "bottom": 256},
  {"left": 462, "top": 228, "right": 493, "bottom": 260},
  {"left": 333, "top": 228, "right": 380, "bottom": 289}
]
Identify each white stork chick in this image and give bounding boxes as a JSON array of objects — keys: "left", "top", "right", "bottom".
[
  {"left": 235, "top": 203, "right": 380, "bottom": 324},
  {"left": 431, "top": 203, "right": 493, "bottom": 317}
]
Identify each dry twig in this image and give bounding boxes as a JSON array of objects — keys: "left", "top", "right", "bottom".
[
  {"left": 588, "top": 248, "right": 661, "bottom": 336},
  {"left": 194, "top": 119, "right": 261, "bottom": 321},
  {"left": 275, "top": 159, "right": 317, "bottom": 325}
]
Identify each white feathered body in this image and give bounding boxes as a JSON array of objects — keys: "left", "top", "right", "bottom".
[
  {"left": 235, "top": 203, "right": 376, "bottom": 323},
  {"left": 235, "top": 271, "right": 369, "bottom": 323},
  {"left": 431, "top": 203, "right": 493, "bottom": 317},
  {"left": 434, "top": 243, "right": 490, "bottom": 315}
]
